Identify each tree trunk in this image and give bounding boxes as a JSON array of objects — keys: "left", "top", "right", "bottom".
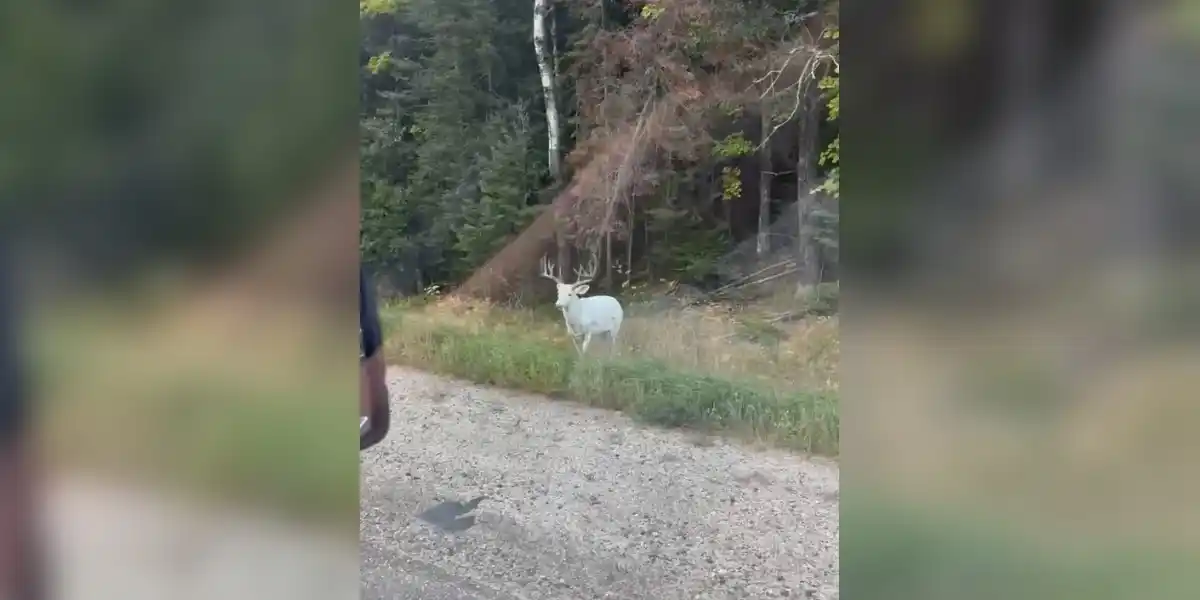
[
  {"left": 625, "top": 204, "right": 634, "bottom": 287},
  {"left": 555, "top": 230, "right": 570, "bottom": 284},
  {"left": 757, "top": 106, "right": 772, "bottom": 257},
  {"left": 533, "top": 0, "right": 562, "bottom": 181},
  {"left": 539, "top": 0, "right": 567, "bottom": 274},
  {"left": 551, "top": 2, "right": 561, "bottom": 96},
  {"left": 795, "top": 80, "right": 822, "bottom": 290},
  {"left": 643, "top": 206, "right": 651, "bottom": 280},
  {"left": 604, "top": 230, "right": 613, "bottom": 290}
]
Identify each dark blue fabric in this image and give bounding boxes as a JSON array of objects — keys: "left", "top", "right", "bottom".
[{"left": 360, "top": 268, "right": 382, "bottom": 359}]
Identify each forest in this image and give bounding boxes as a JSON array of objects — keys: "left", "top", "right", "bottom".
[{"left": 359, "top": 0, "right": 840, "bottom": 302}]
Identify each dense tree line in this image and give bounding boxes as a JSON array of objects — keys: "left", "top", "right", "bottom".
[{"left": 360, "top": 0, "right": 840, "bottom": 298}]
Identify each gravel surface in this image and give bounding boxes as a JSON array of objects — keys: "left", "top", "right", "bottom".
[{"left": 361, "top": 367, "right": 839, "bottom": 600}]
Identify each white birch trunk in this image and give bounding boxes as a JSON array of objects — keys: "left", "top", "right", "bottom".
[{"left": 533, "top": 0, "right": 562, "bottom": 180}]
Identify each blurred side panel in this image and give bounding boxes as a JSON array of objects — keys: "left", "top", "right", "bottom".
[
  {"left": 843, "top": 0, "right": 1200, "bottom": 599},
  {"left": 1, "top": 0, "right": 361, "bottom": 598}
]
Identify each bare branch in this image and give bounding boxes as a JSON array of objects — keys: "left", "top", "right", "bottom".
[
  {"left": 710, "top": 260, "right": 796, "bottom": 296},
  {"left": 752, "top": 47, "right": 802, "bottom": 95},
  {"left": 756, "top": 48, "right": 838, "bottom": 150}
]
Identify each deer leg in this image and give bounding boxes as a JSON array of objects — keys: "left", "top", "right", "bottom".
[
  {"left": 563, "top": 320, "right": 582, "bottom": 353},
  {"left": 581, "top": 332, "right": 593, "bottom": 355}
]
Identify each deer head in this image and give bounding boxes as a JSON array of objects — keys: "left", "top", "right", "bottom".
[{"left": 538, "top": 252, "right": 598, "bottom": 310}]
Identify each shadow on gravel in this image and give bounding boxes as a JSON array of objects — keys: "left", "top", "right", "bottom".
[{"left": 416, "top": 496, "right": 489, "bottom": 532}]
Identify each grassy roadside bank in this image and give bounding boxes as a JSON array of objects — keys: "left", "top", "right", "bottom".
[{"left": 382, "top": 296, "right": 840, "bottom": 455}]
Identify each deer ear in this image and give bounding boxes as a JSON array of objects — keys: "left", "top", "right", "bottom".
[{"left": 573, "top": 284, "right": 589, "bottom": 295}]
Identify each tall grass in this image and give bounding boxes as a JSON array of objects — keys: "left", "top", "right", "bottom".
[{"left": 384, "top": 296, "right": 840, "bottom": 455}]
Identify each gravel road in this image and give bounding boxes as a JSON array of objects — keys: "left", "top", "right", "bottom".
[{"left": 360, "top": 367, "right": 839, "bottom": 600}]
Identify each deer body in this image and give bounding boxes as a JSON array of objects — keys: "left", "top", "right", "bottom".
[
  {"left": 540, "top": 253, "right": 624, "bottom": 355},
  {"left": 559, "top": 294, "right": 623, "bottom": 354}
]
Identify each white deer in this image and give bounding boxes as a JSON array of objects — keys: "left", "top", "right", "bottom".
[{"left": 538, "top": 252, "right": 624, "bottom": 355}]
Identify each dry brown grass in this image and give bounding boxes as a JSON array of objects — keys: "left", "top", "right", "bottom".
[
  {"left": 620, "top": 305, "right": 839, "bottom": 394},
  {"left": 389, "top": 295, "right": 839, "bottom": 395}
]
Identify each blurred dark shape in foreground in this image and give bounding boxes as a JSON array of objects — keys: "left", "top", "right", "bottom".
[
  {"left": 1, "top": 0, "right": 361, "bottom": 598},
  {"left": 1, "top": 241, "right": 45, "bottom": 600},
  {"left": 844, "top": 1, "right": 1200, "bottom": 599}
]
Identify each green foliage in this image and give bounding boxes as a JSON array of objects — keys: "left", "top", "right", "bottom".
[
  {"left": 359, "top": 0, "right": 840, "bottom": 295},
  {"left": 452, "top": 107, "right": 544, "bottom": 274},
  {"left": 821, "top": 74, "right": 839, "bottom": 122},
  {"left": 817, "top": 135, "right": 839, "bottom": 197},
  {"left": 360, "top": 0, "right": 405, "bottom": 16},
  {"left": 640, "top": 3, "right": 665, "bottom": 21},
  {"left": 816, "top": 23, "right": 840, "bottom": 198},
  {"left": 359, "top": 177, "right": 411, "bottom": 265},
  {"left": 360, "top": 0, "right": 544, "bottom": 285},
  {"left": 672, "top": 228, "right": 731, "bottom": 281},
  {"left": 365, "top": 51, "right": 392, "bottom": 74},
  {"left": 721, "top": 166, "right": 743, "bottom": 201},
  {"left": 712, "top": 132, "right": 754, "bottom": 158},
  {"left": 644, "top": 173, "right": 730, "bottom": 282},
  {"left": 797, "top": 281, "right": 840, "bottom": 315}
]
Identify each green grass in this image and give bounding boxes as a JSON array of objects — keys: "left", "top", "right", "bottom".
[{"left": 384, "top": 298, "right": 840, "bottom": 455}]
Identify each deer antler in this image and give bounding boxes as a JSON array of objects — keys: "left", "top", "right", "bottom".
[
  {"left": 538, "top": 255, "right": 564, "bottom": 284},
  {"left": 573, "top": 250, "right": 599, "bottom": 285}
]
